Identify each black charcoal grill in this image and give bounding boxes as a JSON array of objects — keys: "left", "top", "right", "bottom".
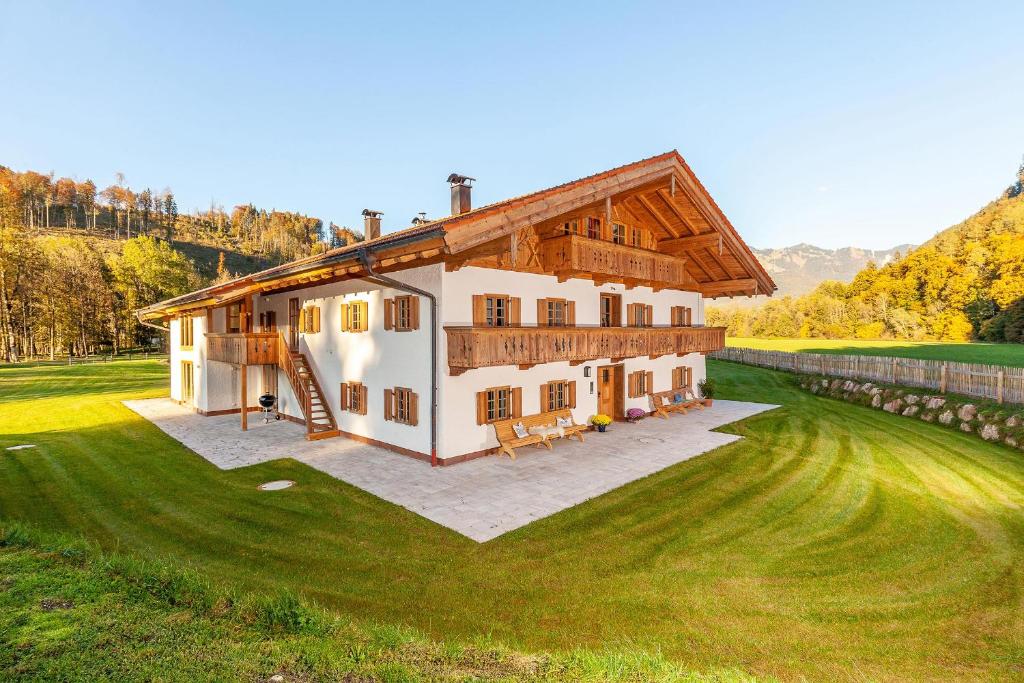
[{"left": 258, "top": 393, "right": 280, "bottom": 423}]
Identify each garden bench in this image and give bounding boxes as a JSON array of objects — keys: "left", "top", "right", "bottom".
[
  {"left": 649, "top": 387, "right": 703, "bottom": 419},
  {"left": 493, "top": 408, "right": 587, "bottom": 460}
]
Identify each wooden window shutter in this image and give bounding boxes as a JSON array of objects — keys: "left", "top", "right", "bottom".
[
  {"left": 410, "top": 296, "right": 420, "bottom": 330},
  {"left": 472, "top": 295, "right": 486, "bottom": 325},
  {"left": 627, "top": 372, "right": 636, "bottom": 398},
  {"left": 568, "top": 380, "right": 576, "bottom": 409},
  {"left": 540, "top": 384, "right": 549, "bottom": 412},
  {"left": 359, "top": 384, "right": 368, "bottom": 415},
  {"left": 312, "top": 306, "right": 321, "bottom": 333},
  {"left": 537, "top": 299, "right": 547, "bottom": 327},
  {"left": 685, "top": 307, "right": 692, "bottom": 326},
  {"left": 509, "top": 297, "right": 521, "bottom": 326},
  {"left": 511, "top": 387, "right": 522, "bottom": 418},
  {"left": 627, "top": 304, "right": 637, "bottom": 327},
  {"left": 645, "top": 305, "right": 653, "bottom": 326},
  {"left": 408, "top": 392, "right": 419, "bottom": 426},
  {"left": 476, "top": 391, "right": 488, "bottom": 425},
  {"left": 685, "top": 367, "right": 692, "bottom": 388},
  {"left": 340, "top": 383, "right": 350, "bottom": 411},
  {"left": 672, "top": 367, "right": 681, "bottom": 389},
  {"left": 384, "top": 388, "right": 394, "bottom": 421},
  {"left": 339, "top": 303, "right": 350, "bottom": 331},
  {"left": 646, "top": 371, "right": 654, "bottom": 394},
  {"left": 298, "top": 308, "right": 307, "bottom": 333},
  {"left": 384, "top": 298, "right": 394, "bottom": 330},
  {"left": 566, "top": 301, "right": 576, "bottom": 326}
]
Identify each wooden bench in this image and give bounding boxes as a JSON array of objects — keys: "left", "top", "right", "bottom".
[
  {"left": 649, "top": 386, "right": 704, "bottom": 419},
  {"left": 493, "top": 408, "right": 587, "bottom": 460}
]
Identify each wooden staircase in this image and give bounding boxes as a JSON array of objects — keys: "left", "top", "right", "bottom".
[{"left": 277, "top": 334, "right": 339, "bottom": 440}]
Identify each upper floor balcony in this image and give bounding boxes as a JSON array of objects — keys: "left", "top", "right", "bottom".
[
  {"left": 206, "top": 332, "right": 279, "bottom": 365},
  {"left": 539, "top": 233, "right": 690, "bottom": 290},
  {"left": 444, "top": 325, "right": 725, "bottom": 374}
]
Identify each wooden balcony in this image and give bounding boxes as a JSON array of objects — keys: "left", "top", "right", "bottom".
[
  {"left": 540, "top": 234, "right": 690, "bottom": 289},
  {"left": 206, "top": 333, "right": 278, "bottom": 365},
  {"left": 445, "top": 325, "right": 725, "bottom": 374}
]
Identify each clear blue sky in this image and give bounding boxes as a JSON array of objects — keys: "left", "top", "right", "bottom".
[{"left": 2, "top": 1, "right": 1022, "bottom": 249}]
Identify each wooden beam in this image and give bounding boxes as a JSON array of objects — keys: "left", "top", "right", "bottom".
[
  {"left": 633, "top": 193, "right": 680, "bottom": 239},
  {"left": 655, "top": 188, "right": 701, "bottom": 236},
  {"left": 659, "top": 232, "right": 721, "bottom": 253},
  {"left": 700, "top": 278, "right": 756, "bottom": 295}
]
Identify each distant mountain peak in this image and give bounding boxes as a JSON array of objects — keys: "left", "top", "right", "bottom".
[{"left": 751, "top": 242, "right": 915, "bottom": 300}]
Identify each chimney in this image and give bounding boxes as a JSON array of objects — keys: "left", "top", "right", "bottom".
[
  {"left": 447, "top": 173, "right": 475, "bottom": 215},
  {"left": 361, "top": 209, "right": 382, "bottom": 241}
]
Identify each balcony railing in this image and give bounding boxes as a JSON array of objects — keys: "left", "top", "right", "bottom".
[
  {"left": 540, "top": 234, "right": 689, "bottom": 288},
  {"left": 206, "top": 332, "right": 279, "bottom": 365},
  {"left": 444, "top": 325, "right": 725, "bottom": 374}
]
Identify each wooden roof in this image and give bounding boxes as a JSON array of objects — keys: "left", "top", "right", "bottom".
[{"left": 139, "top": 151, "right": 774, "bottom": 320}]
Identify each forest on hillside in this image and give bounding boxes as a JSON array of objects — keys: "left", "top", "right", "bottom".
[
  {"left": 0, "top": 164, "right": 363, "bottom": 362},
  {"left": 709, "top": 160, "right": 1024, "bottom": 343}
]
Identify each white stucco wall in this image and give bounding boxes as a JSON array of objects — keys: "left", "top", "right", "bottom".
[
  {"left": 168, "top": 317, "right": 201, "bottom": 406},
  {"left": 436, "top": 266, "right": 707, "bottom": 459}
]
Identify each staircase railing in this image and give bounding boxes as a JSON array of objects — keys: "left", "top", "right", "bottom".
[{"left": 277, "top": 333, "right": 313, "bottom": 435}]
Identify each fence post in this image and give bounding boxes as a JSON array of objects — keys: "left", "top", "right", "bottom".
[
  {"left": 940, "top": 363, "right": 947, "bottom": 393},
  {"left": 997, "top": 370, "right": 1004, "bottom": 404},
  {"left": 892, "top": 357, "right": 898, "bottom": 383}
]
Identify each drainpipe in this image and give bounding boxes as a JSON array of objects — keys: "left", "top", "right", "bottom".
[{"left": 357, "top": 249, "right": 440, "bottom": 467}]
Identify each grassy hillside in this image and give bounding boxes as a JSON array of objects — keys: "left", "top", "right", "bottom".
[
  {"left": 726, "top": 337, "right": 1024, "bottom": 366},
  {"left": 3, "top": 360, "right": 1024, "bottom": 680}
]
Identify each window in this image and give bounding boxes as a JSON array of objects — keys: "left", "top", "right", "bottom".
[
  {"left": 586, "top": 216, "right": 601, "bottom": 239},
  {"left": 672, "top": 366, "right": 693, "bottom": 390},
  {"left": 227, "top": 304, "right": 241, "bottom": 333},
  {"left": 384, "top": 387, "right": 418, "bottom": 426},
  {"left": 180, "top": 360, "right": 194, "bottom": 403},
  {"left": 537, "top": 298, "right": 575, "bottom": 327},
  {"left": 472, "top": 294, "right": 520, "bottom": 327},
  {"left": 540, "top": 379, "right": 576, "bottom": 412},
  {"left": 612, "top": 223, "right": 626, "bottom": 244},
  {"left": 600, "top": 293, "right": 621, "bottom": 327},
  {"left": 560, "top": 218, "right": 578, "bottom": 235},
  {"left": 299, "top": 305, "right": 321, "bottom": 334},
  {"left": 628, "top": 370, "right": 654, "bottom": 398},
  {"left": 179, "top": 315, "right": 194, "bottom": 348},
  {"left": 671, "top": 306, "right": 692, "bottom": 327},
  {"left": 259, "top": 311, "right": 277, "bottom": 332},
  {"left": 385, "top": 295, "right": 419, "bottom": 331},
  {"left": 475, "top": 386, "right": 522, "bottom": 424},
  {"left": 627, "top": 303, "right": 654, "bottom": 327},
  {"left": 340, "top": 300, "right": 368, "bottom": 332},
  {"left": 340, "top": 381, "right": 367, "bottom": 415},
  {"left": 630, "top": 227, "right": 643, "bottom": 248}
]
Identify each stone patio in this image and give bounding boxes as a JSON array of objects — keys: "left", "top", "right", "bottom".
[{"left": 123, "top": 398, "right": 778, "bottom": 542}]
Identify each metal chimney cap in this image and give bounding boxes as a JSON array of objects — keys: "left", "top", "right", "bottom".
[
  {"left": 361, "top": 209, "right": 383, "bottom": 217},
  {"left": 446, "top": 173, "right": 475, "bottom": 186}
]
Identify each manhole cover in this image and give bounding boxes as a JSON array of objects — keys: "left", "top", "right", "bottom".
[
  {"left": 5, "top": 445, "right": 36, "bottom": 451},
  {"left": 633, "top": 436, "right": 666, "bottom": 445},
  {"left": 258, "top": 480, "right": 295, "bottom": 491}
]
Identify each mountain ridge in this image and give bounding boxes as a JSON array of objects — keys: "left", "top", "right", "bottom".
[{"left": 750, "top": 242, "right": 916, "bottom": 299}]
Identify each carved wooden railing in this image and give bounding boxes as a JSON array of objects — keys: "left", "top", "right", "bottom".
[
  {"left": 540, "top": 234, "right": 690, "bottom": 288},
  {"left": 445, "top": 325, "right": 725, "bottom": 374},
  {"left": 276, "top": 333, "right": 312, "bottom": 435},
  {"left": 206, "top": 332, "right": 278, "bottom": 365}
]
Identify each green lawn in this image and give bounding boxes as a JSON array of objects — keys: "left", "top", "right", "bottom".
[
  {"left": 2, "top": 360, "right": 1024, "bottom": 681},
  {"left": 727, "top": 336, "right": 1024, "bottom": 366}
]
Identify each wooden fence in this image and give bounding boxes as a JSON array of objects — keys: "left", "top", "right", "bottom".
[{"left": 712, "top": 347, "right": 1024, "bottom": 405}]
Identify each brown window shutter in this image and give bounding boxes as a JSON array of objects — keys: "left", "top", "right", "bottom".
[
  {"left": 410, "top": 296, "right": 420, "bottom": 330},
  {"left": 627, "top": 304, "right": 637, "bottom": 327},
  {"left": 384, "top": 388, "right": 393, "bottom": 421},
  {"left": 685, "top": 367, "right": 692, "bottom": 388},
  {"left": 409, "top": 392, "right": 419, "bottom": 426},
  {"left": 646, "top": 371, "right": 654, "bottom": 394},
  {"left": 672, "top": 367, "right": 680, "bottom": 389},
  {"left": 686, "top": 307, "right": 692, "bottom": 326},
  {"left": 568, "top": 380, "right": 576, "bottom": 409},
  {"left": 511, "top": 387, "right": 522, "bottom": 418},
  {"left": 540, "top": 384, "right": 548, "bottom": 412},
  {"left": 339, "top": 303, "right": 349, "bottom": 331},
  {"left": 472, "top": 295, "right": 486, "bottom": 325},
  {"left": 628, "top": 371, "right": 639, "bottom": 398},
  {"left": 537, "top": 299, "right": 547, "bottom": 327},
  {"left": 509, "top": 297, "right": 521, "bottom": 326},
  {"left": 384, "top": 298, "right": 394, "bottom": 330},
  {"left": 312, "top": 306, "right": 321, "bottom": 333},
  {"left": 340, "top": 383, "right": 349, "bottom": 411},
  {"left": 645, "top": 305, "right": 653, "bottom": 326},
  {"left": 566, "top": 301, "right": 576, "bottom": 326},
  {"left": 359, "top": 384, "right": 368, "bottom": 414},
  {"left": 298, "top": 308, "right": 307, "bottom": 333},
  {"left": 358, "top": 302, "right": 368, "bottom": 331},
  {"left": 476, "top": 391, "right": 487, "bottom": 425}
]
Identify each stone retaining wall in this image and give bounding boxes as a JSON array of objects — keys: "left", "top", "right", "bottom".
[{"left": 799, "top": 375, "right": 1024, "bottom": 452}]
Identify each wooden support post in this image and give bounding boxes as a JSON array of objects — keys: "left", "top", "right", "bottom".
[
  {"left": 605, "top": 196, "right": 612, "bottom": 239},
  {"left": 940, "top": 363, "right": 947, "bottom": 393},
  {"left": 997, "top": 370, "right": 1004, "bottom": 404},
  {"left": 240, "top": 364, "right": 248, "bottom": 431},
  {"left": 670, "top": 175, "right": 676, "bottom": 197}
]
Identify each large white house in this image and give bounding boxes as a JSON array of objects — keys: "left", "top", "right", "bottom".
[{"left": 140, "top": 151, "right": 775, "bottom": 465}]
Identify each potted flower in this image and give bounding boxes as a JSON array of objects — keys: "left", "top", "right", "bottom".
[
  {"left": 626, "top": 408, "right": 646, "bottom": 423},
  {"left": 591, "top": 414, "right": 612, "bottom": 432},
  {"left": 697, "top": 378, "right": 716, "bottom": 407}
]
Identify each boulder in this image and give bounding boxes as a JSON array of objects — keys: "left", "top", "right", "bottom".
[
  {"left": 957, "top": 404, "right": 977, "bottom": 422},
  {"left": 902, "top": 406, "right": 920, "bottom": 417},
  {"left": 1006, "top": 415, "right": 1020, "bottom": 429},
  {"left": 920, "top": 411, "right": 935, "bottom": 422},
  {"left": 871, "top": 394, "right": 882, "bottom": 408},
  {"left": 904, "top": 394, "right": 920, "bottom": 406},
  {"left": 925, "top": 397, "right": 946, "bottom": 410},
  {"left": 870, "top": 387, "right": 882, "bottom": 396},
  {"left": 883, "top": 399, "right": 903, "bottom": 414},
  {"left": 938, "top": 410, "right": 955, "bottom": 425},
  {"left": 980, "top": 423, "right": 1000, "bottom": 442},
  {"left": 1007, "top": 436, "right": 1019, "bottom": 449},
  {"left": 959, "top": 422, "right": 973, "bottom": 433}
]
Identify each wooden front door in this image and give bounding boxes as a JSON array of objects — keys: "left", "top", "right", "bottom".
[
  {"left": 181, "top": 360, "right": 194, "bottom": 405},
  {"left": 288, "top": 298, "right": 300, "bottom": 351},
  {"left": 597, "top": 364, "right": 623, "bottom": 418}
]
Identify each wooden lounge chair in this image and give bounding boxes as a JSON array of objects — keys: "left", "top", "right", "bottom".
[
  {"left": 649, "top": 386, "right": 704, "bottom": 419},
  {"left": 493, "top": 408, "right": 587, "bottom": 459}
]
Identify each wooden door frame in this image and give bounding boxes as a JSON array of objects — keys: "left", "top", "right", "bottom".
[
  {"left": 180, "top": 360, "right": 194, "bottom": 406},
  {"left": 287, "top": 298, "right": 300, "bottom": 351},
  {"left": 600, "top": 292, "right": 622, "bottom": 327},
  {"left": 596, "top": 363, "right": 625, "bottom": 420}
]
